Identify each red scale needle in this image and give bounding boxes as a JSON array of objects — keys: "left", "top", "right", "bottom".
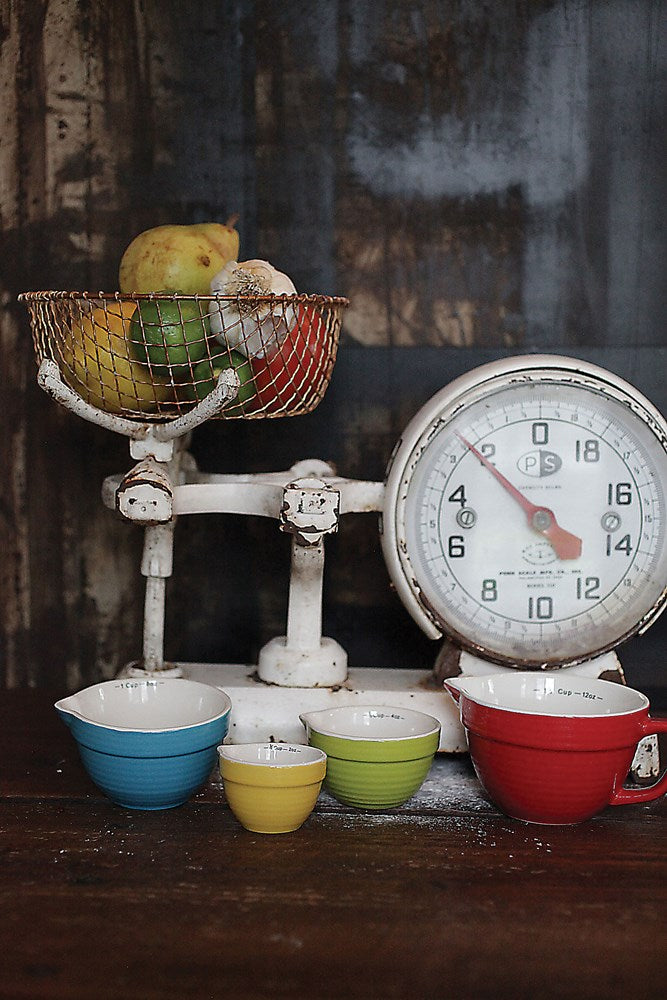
[{"left": 456, "top": 432, "right": 582, "bottom": 561}]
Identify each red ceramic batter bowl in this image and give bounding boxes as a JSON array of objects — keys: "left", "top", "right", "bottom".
[{"left": 445, "top": 673, "right": 667, "bottom": 824}]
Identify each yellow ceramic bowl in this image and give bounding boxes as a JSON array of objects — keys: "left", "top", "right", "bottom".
[{"left": 218, "top": 743, "right": 327, "bottom": 834}]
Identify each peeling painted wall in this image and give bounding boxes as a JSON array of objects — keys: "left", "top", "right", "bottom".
[{"left": 1, "top": 0, "right": 665, "bottom": 693}]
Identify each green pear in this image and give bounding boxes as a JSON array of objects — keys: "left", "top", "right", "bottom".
[{"left": 119, "top": 219, "right": 240, "bottom": 295}]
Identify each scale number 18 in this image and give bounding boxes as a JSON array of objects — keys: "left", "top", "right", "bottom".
[{"left": 575, "top": 440, "right": 600, "bottom": 462}]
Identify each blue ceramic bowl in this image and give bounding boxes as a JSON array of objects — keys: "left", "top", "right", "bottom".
[{"left": 55, "top": 678, "right": 232, "bottom": 810}]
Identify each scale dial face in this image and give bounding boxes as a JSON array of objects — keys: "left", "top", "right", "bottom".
[{"left": 382, "top": 356, "right": 667, "bottom": 668}]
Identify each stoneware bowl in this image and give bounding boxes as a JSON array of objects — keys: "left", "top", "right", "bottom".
[
  {"left": 55, "top": 678, "right": 232, "bottom": 810},
  {"left": 445, "top": 672, "right": 667, "bottom": 824},
  {"left": 299, "top": 705, "right": 441, "bottom": 809},
  {"left": 218, "top": 743, "right": 327, "bottom": 834}
]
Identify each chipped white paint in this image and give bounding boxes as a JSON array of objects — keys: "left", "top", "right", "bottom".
[
  {"left": 171, "top": 661, "right": 464, "bottom": 750},
  {"left": 116, "top": 457, "right": 174, "bottom": 523}
]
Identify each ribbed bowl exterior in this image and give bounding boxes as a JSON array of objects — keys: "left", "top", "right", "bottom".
[
  {"left": 322, "top": 755, "right": 436, "bottom": 810},
  {"left": 222, "top": 780, "right": 324, "bottom": 834},
  {"left": 461, "top": 700, "right": 648, "bottom": 824},
  {"left": 467, "top": 734, "right": 638, "bottom": 824},
  {"left": 304, "top": 728, "right": 439, "bottom": 809},
  {"left": 79, "top": 744, "right": 219, "bottom": 810},
  {"left": 60, "top": 712, "right": 230, "bottom": 809},
  {"left": 218, "top": 750, "right": 326, "bottom": 833}
]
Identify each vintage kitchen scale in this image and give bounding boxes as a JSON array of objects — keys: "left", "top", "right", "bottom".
[{"left": 21, "top": 291, "right": 667, "bottom": 776}]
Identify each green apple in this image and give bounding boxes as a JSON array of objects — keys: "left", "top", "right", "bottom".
[
  {"left": 189, "top": 348, "right": 255, "bottom": 412},
  {"left": 130, "top": 299, "right": 210, "bottom": 376}
]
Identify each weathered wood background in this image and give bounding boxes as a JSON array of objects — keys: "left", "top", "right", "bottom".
[{"left": 1, "top": 0, "right": 665, "bottom": 695}]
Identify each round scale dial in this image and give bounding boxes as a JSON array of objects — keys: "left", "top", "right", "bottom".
[{"left": 381, "top": 356, "right": 667, "bottom": 668}]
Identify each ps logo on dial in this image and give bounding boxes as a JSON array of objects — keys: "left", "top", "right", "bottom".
[{"left": 517, "top": 449, "right": 562, "bottom": 478}]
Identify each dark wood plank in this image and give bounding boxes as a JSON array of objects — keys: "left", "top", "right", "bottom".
[{"left": 2, "top": 799, "right": 666, "bottom": 1000}]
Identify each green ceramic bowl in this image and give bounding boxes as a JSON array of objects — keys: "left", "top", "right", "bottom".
[{"left": 299, "top": 705, "right": 441, "bottom": 810}]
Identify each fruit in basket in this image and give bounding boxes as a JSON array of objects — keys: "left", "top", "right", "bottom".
[
  {"left": 119, "top": 220, "right": 240, "bottom": 295},
  {"left": 251, "top": 304, "right": 327, "bottom": 413},
  {"left": 188, "top": 348, "right": 256, "bottom": 411},
  {"left": 63, "top": 303, "right": 171, "bottom": 414},
  {"left": 130, "top": 299, "right": 210, "bottom": 376},
  {"left": 209, "top": 259, "right": 297, "bottom": 358}
]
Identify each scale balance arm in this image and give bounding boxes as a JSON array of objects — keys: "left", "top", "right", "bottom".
[
  {"left": 102, "top": 448, "right": 386, "bottom": 683},
  {"left": 164, "top": 462, "right": 385, "bottom": 687}
]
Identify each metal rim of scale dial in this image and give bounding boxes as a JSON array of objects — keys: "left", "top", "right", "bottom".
[{"left": 381, "top": 355, "right": 667, "bottom": 669}]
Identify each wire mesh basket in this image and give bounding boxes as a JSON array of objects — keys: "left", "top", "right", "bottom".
[{"left": 20, "top": 291, "right": 348, "bottom": 421}]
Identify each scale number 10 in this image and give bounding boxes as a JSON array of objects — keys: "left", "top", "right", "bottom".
[{"left": 528, "top": 596, "right": 553, "bottom": 619}]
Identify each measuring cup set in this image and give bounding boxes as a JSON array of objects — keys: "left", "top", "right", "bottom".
[
  {"left": 56, "top": 673, "right": 667, "bottom": 831},
  {"left": 55, "top": 679, "right": 441, "bottom": 833}
]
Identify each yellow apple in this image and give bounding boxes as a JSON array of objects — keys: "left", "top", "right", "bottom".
[
  {"left": 118, "top": 220, "right": 240, "bottom": 294},
  {"left": 62, "top": 302, "right": 172, "bottom": 414}
]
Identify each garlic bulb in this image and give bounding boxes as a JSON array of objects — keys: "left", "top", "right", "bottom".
[{"left": 209, "top": 259, "right": 297, "bottom": 358}]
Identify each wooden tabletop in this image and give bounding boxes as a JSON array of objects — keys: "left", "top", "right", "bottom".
[{"left": 1, "top": 689, "right": 666, "bottom": 1000}]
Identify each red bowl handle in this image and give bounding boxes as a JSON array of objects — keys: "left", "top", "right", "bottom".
[{"left": 610, "top": 715, "right": 667, "bottom": 806}]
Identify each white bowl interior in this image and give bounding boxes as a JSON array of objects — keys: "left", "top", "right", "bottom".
[
  {"left": 301, "top": 705, "right": 440, "bottom": 740},
  {"left": 218, "top": 743, "right": 325, "bottom": 767},
  {"left": 56, "top": 679, "right": 231, "bottom": 731},
  {"left": 456, "top": 673, "right": 648, "bottom": 717}
]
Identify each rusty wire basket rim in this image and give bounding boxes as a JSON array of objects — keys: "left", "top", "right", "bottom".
[{"left": 19, "top": 290, "right": 349, "bottom": 305}]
